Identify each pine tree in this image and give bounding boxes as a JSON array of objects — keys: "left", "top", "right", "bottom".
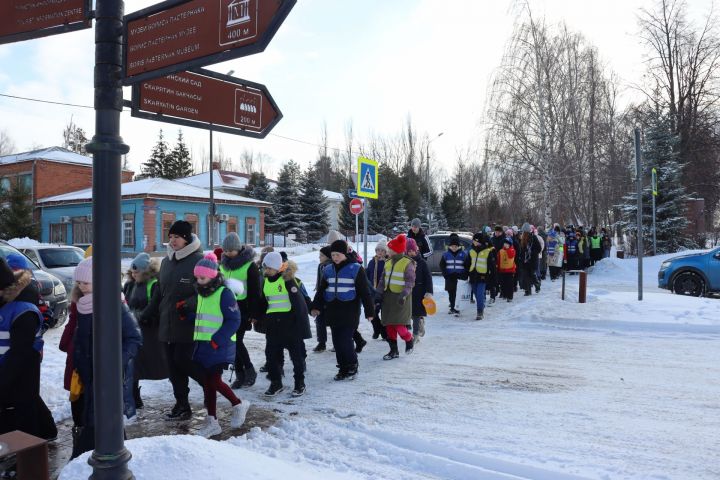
[
  {"left": 442, "top": 185, "right": 465, "bottom": 230},
  {"left": 166, "top": 130, "right": 193, "bottom": 179},
  {"left": 245, "top": 172, "right": 276, "bottom": 232},
  {"left": 0, "top": 177, "right": 39, "bottom": 239},
  {"left": 140, "top": 130, "right": 170, "bottom": 179},
  {"left": 392, "top": 200, "right": 409, "bottom": 235},
  {"left": 616, "top": 111, "right": 697, "bottom": 254},
  {"left": 272, "top": 161, "right": 305, "bottom": 238},
  {"left": 338, "top": 177, "right": 357, "bottom": 234},
  {"left": 434, "top": 202, "right": 449, "bottom": 231},
  {"left": 299, "top": 166, "right": 329, "bottom": 241}
]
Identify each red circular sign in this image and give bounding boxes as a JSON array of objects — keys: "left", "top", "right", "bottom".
[{"left": 349, "top": 198, "right": 364, "bottom": 215}]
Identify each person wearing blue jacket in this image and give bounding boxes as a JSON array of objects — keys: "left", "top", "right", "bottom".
[
  {"left": 71, "top": 256, "right": 142, "bottom": 459},
  {"left": 188, "top": 253, "right": 250, "bottom": 438},
  {"left": 439, "top": 235, "right": 467, "bottom": 314},
  {"left": 365, "top": 240, "right": 387, "bottom": 340}
]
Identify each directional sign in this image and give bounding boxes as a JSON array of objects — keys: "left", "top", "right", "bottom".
[
  {"left": 357, "top": 157, "right": 378, "bottom": 199},
  {"left": 123, "top": 0, "right": 296, "bottom": 85},
  {"left": 349, "top": 198, "right": 364, "bottom": 216},
  {"left": 651, "top": 167, "right": 658, "bottom": 196},
  {"left": 131, "top": 68, "right": 282, "bottom": 138},
  {"left": 0, "top": 0, "right": 91, "bottom": 45}
]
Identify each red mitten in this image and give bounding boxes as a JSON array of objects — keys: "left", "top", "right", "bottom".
[{"left": 210, "top": 340, "right": 219, "bottom": 350}]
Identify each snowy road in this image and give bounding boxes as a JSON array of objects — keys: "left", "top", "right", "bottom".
[{"left": 55, "top": 249, "right": 720, "bottom": 479}]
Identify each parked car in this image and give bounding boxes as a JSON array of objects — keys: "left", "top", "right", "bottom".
[
  {"left": 426, "top": 232, "right": 473, "bottom": 274},
  {"left": 658, "top": 247, "right": 720, "bottom": 296},
  {"left": 18, "top": 244, "right": 84, "bottom": 295},
  {"left": 0, "top": 241, "right": 68, "bottom": 327}
]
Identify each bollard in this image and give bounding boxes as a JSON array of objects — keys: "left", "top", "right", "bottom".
[
  {"left": 578, "top": 271, "right": 587, "bottom": 303},
  {"left": 561, "top": 270, "right": 566, "bottom": 300}
]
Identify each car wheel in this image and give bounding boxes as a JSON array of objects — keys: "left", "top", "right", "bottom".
[{"left": 672, "top": 271, "right": 705, "bottom": 297}]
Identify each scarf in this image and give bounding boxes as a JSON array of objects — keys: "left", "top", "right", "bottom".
[
  {"left": 77, "top": 294, "right": 93, "bottom": 314},
  {"left": 167, "top": 234, "right": 202, "bottom": 261}
]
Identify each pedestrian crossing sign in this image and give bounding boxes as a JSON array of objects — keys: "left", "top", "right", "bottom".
[{"left": 357, "top": 156, "right": 378, "bottom": 199}]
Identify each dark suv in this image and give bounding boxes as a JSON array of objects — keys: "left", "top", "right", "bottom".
[{"left": 0, "top": 241, "right": 68, "bottom": 328}]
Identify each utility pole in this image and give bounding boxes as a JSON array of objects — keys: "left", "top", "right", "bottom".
[
  {"left": 85, "top": 0, "right": 133, "bottom": 477},
  {"left": 426, "top": 132, "right": 443, "bottom": 230},
  {"left": 635, "top": 128, "right": 643, "bottom": 301}
]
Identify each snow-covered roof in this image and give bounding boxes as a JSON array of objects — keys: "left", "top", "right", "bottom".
[
  {"left": 0, "top": 146, "right": 132, "bottom": 171},
  {"left": 177, "top": 170, "right": 343, "bottom": 202},
  {"left": 37, "top": 177, "right": 271, "bottom": 206}
]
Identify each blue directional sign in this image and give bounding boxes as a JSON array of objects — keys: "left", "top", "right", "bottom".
[{"left": 357, "top": 157, "right": 378, "bottom": 199}]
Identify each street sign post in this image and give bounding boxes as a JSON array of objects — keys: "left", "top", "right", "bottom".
[
  {"left": 652, "top": 167, "right": 658, "bottom": 255},
  {"left": 0, "top": 0, "right": 91, "bottom": 45},
  {"left": 349, "top": 198, "right": 364, "bottom": 215},
  {"left": 356, "top": 156, "right": 379, "bottom": 265},
  {"left": 131, "top": 68, "right": 282, "bottom": 138},
  {"left": 357, "top": 156, "right": 378, "bottom": 199},
  {"left": 123, "top": 0, "right": 296, "bottom": 84}
]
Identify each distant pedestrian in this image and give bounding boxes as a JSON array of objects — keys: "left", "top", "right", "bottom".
[
  {"left": 406, "top": 238, "right": 433, "bottom": 342},
  {"left": 407, "top": 218, "right": 432, "bottom": 259}
]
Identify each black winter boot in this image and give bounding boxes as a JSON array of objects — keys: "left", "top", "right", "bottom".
[
  {"left": 230, "top": 366, "right": 245, "bottom": 389},
  {"left": 383, "top": 340, "right": 399, "bottom": 360},
  {"left": 242, "top": 366, "right": 257, "bottom": 387},
  {"left": 405, "top": 339, "right": 414, "bottom": 355},
  {"left": 133, "top": 384, "right": 143, "bottom": 409}
]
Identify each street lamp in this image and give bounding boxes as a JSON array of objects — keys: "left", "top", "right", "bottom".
[
  {"left": 209, "top": 69, "right": 235, "bottom": 247},
  {"left": 426, "top": 132, "right": 444, "bottom": 229}
]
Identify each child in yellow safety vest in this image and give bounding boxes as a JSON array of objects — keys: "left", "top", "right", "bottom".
[
  {"left": 463, "top": 233, "right": 497, "bottom": 320},
  {"left": 189, "top": 253, "right": 249, "bottom": 438}
]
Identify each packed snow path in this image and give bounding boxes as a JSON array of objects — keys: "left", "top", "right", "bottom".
[{"left": 54, "top": 250, "right": 719, "bottom": 479}]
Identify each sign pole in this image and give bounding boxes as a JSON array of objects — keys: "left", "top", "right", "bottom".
[
  {"left": 355, "top": 208, "right": 359, "bottom": 243},
  {"left": 634, "top": 128, "right": 643, "bottom": 301},
  {"left": 363, "top": 199, "right": 368, "bottom": 266},
  {"left": 652, "top": 167, "right": 657, "bottom": 256},
  {"left": 85, "top": 0, "right": 133, "bottom": 477},
  {"left": 209, "top": 127, "right": 215, "bottom": 247}
]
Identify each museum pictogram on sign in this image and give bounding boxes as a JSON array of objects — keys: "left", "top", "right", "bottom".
[{"left": 220, "top": 0, "right": 257, "bottom": 46}]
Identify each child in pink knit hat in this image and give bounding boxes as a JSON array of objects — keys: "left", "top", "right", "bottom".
[{"left": 189, "top": 252, "right": 250, "bottom": 438}]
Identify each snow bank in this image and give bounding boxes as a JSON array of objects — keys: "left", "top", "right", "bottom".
[{"left": 59, "top": 435, "right": 360, "bottom": 480}]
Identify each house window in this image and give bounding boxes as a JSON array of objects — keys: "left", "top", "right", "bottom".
[
  {"left": 227, "top": 217, "right": 238, "bottom": 234},
  {"left": 245, "top": 217, "right": 256, "bottom": 246},
  {"left": 161, "top": 213, "right": 176, "bottom": 241},
  {"left": 185, "top": 214, "right": 199, "bottom": 234},
  {"left": 122, "top": 214, "right": 135, "bottom": 247},
  {"left": 73, "top": 218, "right": 93, "bottom": 245},
  {"left": 50, "top": 224, "right": 68, "bottom": 244}
]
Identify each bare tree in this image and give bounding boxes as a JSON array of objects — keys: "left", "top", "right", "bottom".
[{"left": 0, "top": 130, "right": 15, "bottom": 156}]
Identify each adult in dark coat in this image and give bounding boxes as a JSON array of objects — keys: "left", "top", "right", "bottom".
[
  {"left": 518, "top": 226, "right": 542, "bottom": 295},
  {"left": 0, "top": 261, "right": 57, "bottom": 441},
  {"left": 407, "top": 218, "right": 432, "bottom": 259},
  {"left": 124, "top": 253, "right": 168, "bottom": 409},
  {"left": 141, "top": 221, "right": 204, "bottom": 420},
  {"left": 406, "top": 238, "right": 433, "bottom": 340}
]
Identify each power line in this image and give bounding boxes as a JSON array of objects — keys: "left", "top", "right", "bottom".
[{"left": 0, "top": 91, "right": 344, "bottom": 152}]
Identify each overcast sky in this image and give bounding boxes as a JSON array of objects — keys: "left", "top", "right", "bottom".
[{"left": 0, "top": 0, "right": 714, "bottom": 180}]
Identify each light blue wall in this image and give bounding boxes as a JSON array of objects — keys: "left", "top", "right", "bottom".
[{"left": 41, "top": 198, "right": 262, "bottom": 254}]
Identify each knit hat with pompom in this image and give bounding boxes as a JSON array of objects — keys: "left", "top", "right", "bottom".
[{"left": 194, "top": 252, "right": 219, "bottom": 279}]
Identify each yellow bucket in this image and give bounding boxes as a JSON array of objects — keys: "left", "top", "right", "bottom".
[{"left": 422, "top": 297, "right": 437, "bottom": 316}]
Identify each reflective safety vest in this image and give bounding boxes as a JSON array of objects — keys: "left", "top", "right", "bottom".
[
  {"left": 498, "top": 249, "right": 516, "bottom": 271},
  {"left": 323, "top": 263, "right": 360, "bottom": 302},
  {"left": 193, "top": 286, "right": 236, "bottom": 343},
  {"left": 146, "top": 278, "right": 157, "bottom": 302},
  {"left": 384, "top": 256, "right": 412, "bottom": 293},
  {"left": 469, "top": 248, "right": 493, "bottom": 274},
  {"left": 0, "top": 301, "right": 44, "bottom": 366},
  {"left": 220, "top": 262, "right": 251, "bottom": 300},
  {"left": 567, "top": 239, "right": 578, "bottom": 255},
  {"left": 547, "top": 239, "right": 557, "bottom": 256},
  {"left": 264, "top": 277, "right": 292, "bottom": 313},
  {"left": 442, "top": 250, "right": 467, "bottom": 274},
  {"left": 590, "top": 236, "right": 601, "bottom": 249}
]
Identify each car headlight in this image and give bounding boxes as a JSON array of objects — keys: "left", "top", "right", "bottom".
[
  {"left": 53, "top": 282, "right": 67, "bottom": 296},
  {"left": 659, "top": 261, "right": 671, "bottom": 271}
]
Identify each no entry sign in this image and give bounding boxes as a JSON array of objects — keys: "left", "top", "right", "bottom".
[
  {"left": 124, "top": 0, "right": 296, "bottom": 84},
  {"left": 349, "top": 198, "right": 364, "bottom": 216},
  {"left": 0, "top": 0, "right": 91, "bottom": 45},
  {"left": 131, "top": 68, "right": 282, "bottom": 138}
]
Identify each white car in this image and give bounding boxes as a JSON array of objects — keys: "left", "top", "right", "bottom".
[{"left": 20, "top": 244, "right": 85, "bottom": 294}]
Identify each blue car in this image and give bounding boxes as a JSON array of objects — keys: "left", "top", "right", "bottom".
[{"left": 658, "top": 247, "right": 720, "bottom": 296}]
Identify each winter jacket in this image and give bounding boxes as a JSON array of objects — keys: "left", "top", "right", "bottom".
[
  {"left": 497, "top": 246, "right": 517, "bottom": 274},
  {"left": 410, "top": 255, "right": 433, "bottom": 317},
  {"left": 407, "top": 228, "right": 432, "bottom": 259},
  {"left": 59, "top": 302, "right": 78, "bottom": 391},
  {"left": 547, "top": 232, "right": 565, "bottom": 268},
  {"left": 142, "top": 235, "right": 204, "bottom": 343},
  {"left": 519, "top": 233, "right": 542, "bottom": 269},
  {"left": 464, "top": 245, "right": 496, "bottom": 285},
  {"left": 188, "top": 277, "right": 242, "bottom": 370},
  {"left": 440, "top": 248, "right": 468, "bottom": 280},
  {"left": 0, "top": 271, "right": 56, "bottom": 440},
  {"left": 315, "top": 259, "right": 332, "bottom": 292},
  {"left": 259, "top": 262, "right": 312, "bottom": 340},
  {"left": 312, "top": 259, "right": 374, "bottom": 329},
  {"left": 221, "top": 247, "right": 262, "bottom": 327},
  {"left": 124, "top": 264, "right": 169, "bottom": 381},
  {"left": 365, "top": 256, "right": 386, "bottom": 296},
  {"left": 490, "top": 234, "right": 505, "bottom": 253},
  {"left": 377, "top": 253, "right": 415, "bottom": 326}
]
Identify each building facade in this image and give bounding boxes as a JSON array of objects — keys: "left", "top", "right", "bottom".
[{"left": 38, "top": 178, "right": 268, "bottom": 254}]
